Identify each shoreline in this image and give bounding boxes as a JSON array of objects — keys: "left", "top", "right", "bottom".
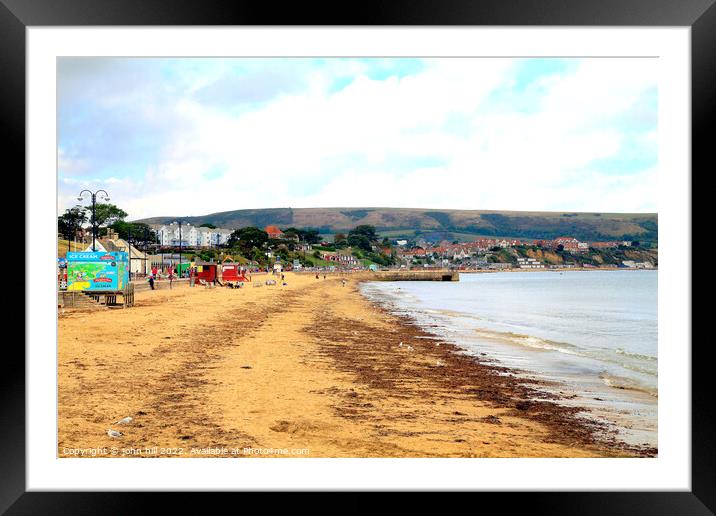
[
  {"left": 352, "top": 279, "right": 657, "bottom": 457},
  {"left": 57, "top": 272, "right": 655, "bottom": 458}
]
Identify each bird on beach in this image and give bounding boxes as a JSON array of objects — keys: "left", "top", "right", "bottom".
[
  {"left": 107, "top": 429, "right": 123, "bottom": 438},
  {"left": 116, "top": 416, "right": 133, "bottom": 425},
  {"left": 406, "top": 345, "right": 414, "bottom": 352}
]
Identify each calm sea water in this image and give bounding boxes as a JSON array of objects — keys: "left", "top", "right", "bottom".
[{"left": 360, "top": 270, "right": 657, "bottom": 448}]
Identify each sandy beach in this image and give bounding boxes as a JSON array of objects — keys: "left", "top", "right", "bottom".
[{"left": 57, "top": 272, "right": 654, "bottom": 458}]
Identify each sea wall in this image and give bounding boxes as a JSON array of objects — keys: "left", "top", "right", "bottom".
[{"left": 363, "top": 270, "right": 459, "bottom": 282}]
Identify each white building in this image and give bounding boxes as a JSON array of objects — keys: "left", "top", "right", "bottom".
[
  {"left": 153, "top": 224, "right": 232, "bottom": 247},
  {"left": 516, "top": 257, "right": 545, "bottom": 269}
]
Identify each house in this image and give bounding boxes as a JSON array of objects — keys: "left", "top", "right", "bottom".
[
  {"left": 622, "top": 260, "right": 654, "bottom": 269},
  {"left": 264, "top": 225, "right": 284, "bottom": 239},
  {"left": 516, "top": 257, "right": 544, "bottom": 269},
  {"left": 487, "top": 263, "right": 511, "bottom": 270},
  {"left": 452, "top": 248, "right": 471, "bottom": 261},
  {"left": 552, "top": 237, "right": 587, "bottom": 253},
  {"left": 99, "top": 236, "right": 150, "bottom": 275}
]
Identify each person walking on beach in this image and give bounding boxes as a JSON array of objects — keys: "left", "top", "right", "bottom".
[
  {"left": 342, "top": 278, "right": 346, "bottom": 287},
  {"left": 316, "top": 273, "right": 319, "bottom": 280},
  {"left": 148, "top": 275, "right": 155, "bottom": 290}
]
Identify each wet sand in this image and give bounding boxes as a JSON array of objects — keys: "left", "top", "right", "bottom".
[{"left": 57, "top": 272, "right": 655, "bottom": 458}]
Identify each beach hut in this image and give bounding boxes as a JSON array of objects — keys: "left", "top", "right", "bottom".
[
  {"left": 219, "top": 263, "right": 249, "bottom": 284},
  {"left": 176, "top": 262, "right": 192, "bottom": 277},
  {"left": 194, "top": 262, "right": 218, "bottom": 283}
]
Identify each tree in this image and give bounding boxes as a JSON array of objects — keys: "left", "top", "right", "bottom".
[
  {"left": 92, "top": 203, "right": 128, "bottom": 234},
  {"left": 200, "top": 223, "right": 217, "bottom": 229},
  {"left": 347, "top": 233, "right": 372, "bottom": 252},
  {"left": 58, "top": 206, "right": 87, "bottom": 241},
  {"left": 228, "top": 227, "right": 268, "bottom": 256},
  {"left": 282, "top": 227, "right": 300, "bottom": 240},
  {"left": 334, "top": 233, "right": 348, "bottom": 248},
  {"left": 110, "top": 221, "right": 156, "bottom": 246},
  {"left": 349, "top": 225, "right": 377, "bottom": 241},
  {"left": 281, "top": 227, "right": 320, "bottom": 244},
  {"left": 348, "top": 225, "right": 377, "bottom": 252},
  {"left": 301, "top": 228, "right": 321, "bottom": 244}
]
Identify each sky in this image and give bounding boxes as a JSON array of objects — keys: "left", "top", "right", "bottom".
[{"left": 57, "top": 57, "right": 657, "bottom": 220}]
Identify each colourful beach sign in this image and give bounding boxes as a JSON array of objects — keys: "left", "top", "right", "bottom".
[{"left": 66, "top": 251, "right": 129, "bottom": 291}]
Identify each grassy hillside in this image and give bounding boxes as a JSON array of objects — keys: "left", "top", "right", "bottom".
[{"left": 137, "top": 207, "right": 658, "bottom": 243}]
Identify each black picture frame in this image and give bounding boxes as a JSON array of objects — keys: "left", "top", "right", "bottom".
[{"left": 4, "top": 0, "right": 711, "bottom": 512}]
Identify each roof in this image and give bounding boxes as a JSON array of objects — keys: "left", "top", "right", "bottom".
[{"left": 264, "top": 225, "right": 283, "bottom": 234}]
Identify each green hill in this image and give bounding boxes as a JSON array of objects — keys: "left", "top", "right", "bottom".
[{"left": 136, "top": 207, "right": 657, "bottom": 243}]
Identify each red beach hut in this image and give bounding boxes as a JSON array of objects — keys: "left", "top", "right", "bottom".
[{"left": 194, "top": 262, "right": 218, "bottom": 283}]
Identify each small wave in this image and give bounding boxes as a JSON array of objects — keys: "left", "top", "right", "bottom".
[
  {"left": 473, "top": 328, "right": 580, "bottom": 356},
  {"left": 615, "top": 348, "right": 657, "bottom": 361},
  {"left": 472, "top": 329, "right": 658, "bottom": 378},
  {"left": 599, "top": 373, "right": 658, "bottom": 397}
]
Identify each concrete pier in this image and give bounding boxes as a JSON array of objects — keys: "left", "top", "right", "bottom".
[{"left": 366, "top": 270, "right": 459, "bottom": 282}]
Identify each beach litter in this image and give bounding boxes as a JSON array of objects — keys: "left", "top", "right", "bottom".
[
  {"left": 116, "top": 416, "right": 133, "bottom": 424},
  {"left": 107, "top": 429, "right": 123, "bottom": 438}
]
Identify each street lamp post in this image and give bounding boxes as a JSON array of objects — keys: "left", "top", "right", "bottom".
[
  {"left": 160, "top": 233, "right": 165, "bottom": 273},
  {"left": 144, "top": 226, "right": 149, "bottom": 276},
  {"left": 127, "top": 225, "right": 133, "bottom": 281},
  {"left": 171, "top": 219, "right": 187, "bottom": 278},
  {"left": 77, "top": 189, "right": 109, "bottom": 252}
]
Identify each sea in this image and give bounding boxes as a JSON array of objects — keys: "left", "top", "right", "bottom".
[{"left": 360, "top": 270, "right": 657, "bottom": 448}]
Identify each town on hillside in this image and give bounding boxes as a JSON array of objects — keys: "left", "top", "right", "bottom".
[{"left": 58, "top": 201, "right": 657, "bottom": 283}]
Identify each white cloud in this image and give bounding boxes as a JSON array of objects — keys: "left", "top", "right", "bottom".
[{"left": 58, "top": 58, "right": 657, "bottom": 219}]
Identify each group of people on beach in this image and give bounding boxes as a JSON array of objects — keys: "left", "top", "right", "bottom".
[
  {"left": 147, "top": 266, "right": 178, "bottom": 290},
  {"left": 314, "top": 272, "right": 347, "bottom": 287}
]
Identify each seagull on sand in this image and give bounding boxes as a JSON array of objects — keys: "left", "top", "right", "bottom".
[
  {"left": 406, "top": 345, "right": 414, "bottom": 352},
  {"left": 116, "top": 416, "right": 133, "bottom": 425},
  {"left": 107, "top": 429, "right": 123, "bottom": 438}
]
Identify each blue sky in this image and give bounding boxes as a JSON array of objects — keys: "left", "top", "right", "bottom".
[{"left": 58, "top": 57, "right": 657, "bottom": 220}]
